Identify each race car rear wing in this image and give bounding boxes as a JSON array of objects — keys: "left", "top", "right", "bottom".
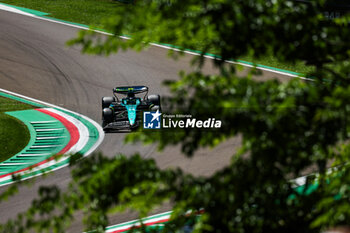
[
  {"left": 113, "top": 86, "right": 149, "bottom": 100},
  {"left": 113, "top": 86, "right": 148, "bottom": 94}
]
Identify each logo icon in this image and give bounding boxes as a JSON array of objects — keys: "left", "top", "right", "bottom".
[{"left": 143, "top": 110, "right": 161, "bottom": 129}]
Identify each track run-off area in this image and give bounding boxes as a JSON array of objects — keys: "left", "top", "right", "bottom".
[
  {"left": 0, "top": 3, "right": 302, "bottom": 232},
  {"left": 0, "top": 88, "right": 104, "bottom": 186}
]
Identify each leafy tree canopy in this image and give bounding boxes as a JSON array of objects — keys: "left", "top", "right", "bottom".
[{"left": 3, "top": 0, "right": 350, "bottom": 232}]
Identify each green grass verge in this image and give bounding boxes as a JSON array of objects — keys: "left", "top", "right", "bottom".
[
  {"left": 0, "top": 97, "right": 35, "bottom": 162},
  {"left": 0, "top": 0, "right": 121, "bottom": 28},
  {"left": 0, "top": 0, "right": 314, "bottom": 74}
]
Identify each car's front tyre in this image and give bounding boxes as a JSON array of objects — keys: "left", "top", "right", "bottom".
[{"left": 102, "top": 108, "right": 113, "bottom": 129}]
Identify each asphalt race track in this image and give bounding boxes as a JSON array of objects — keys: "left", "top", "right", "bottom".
[{"left": 0, "top": 9, "right": 294, "bottom": 232}]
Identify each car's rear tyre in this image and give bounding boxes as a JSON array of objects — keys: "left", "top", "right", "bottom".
[
  {"left": 148, "top": 94, "right": 161, "bottom": 106},
  {"left": 102, "top": 97, "right": 115, "bottom": 109}
]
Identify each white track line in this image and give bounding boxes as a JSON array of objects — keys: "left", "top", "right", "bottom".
[
  {"left": 0, "top": 4, "right": 35, "bottom": 17},
  {"left": 105, "top": 211, "right": 173, "bottom": 233},
  {"left": 30, "top": 120, "right": 58, "bottom": 124},
  {"left": 36, "top": 136, "right": 67, "bottom": 140},
  {"left": 0, "top": 163, "right": 29, "bottom": 166}
]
